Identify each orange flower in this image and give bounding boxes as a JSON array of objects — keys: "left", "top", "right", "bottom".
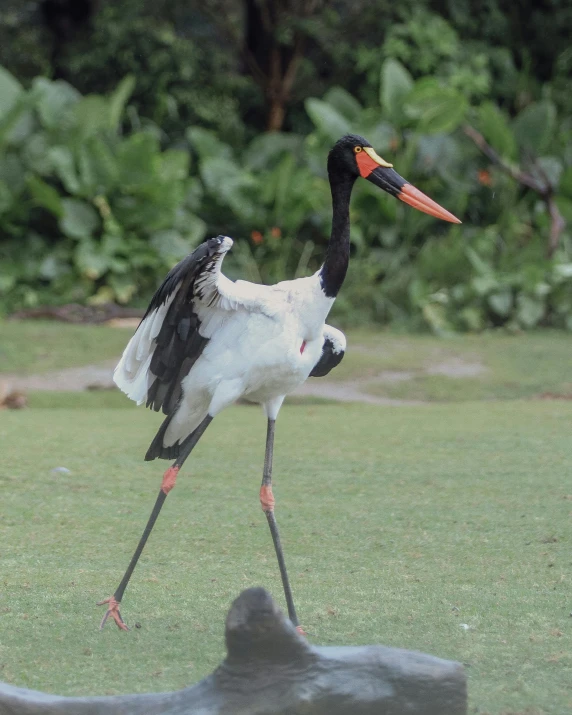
[
  {"left": 477, "top": 169, "right": 492, "bottom": 187},
  {"left": 251, "top": 230, "right": 263, "bottom": 245},
  {"left": 270, "top": 226, "right": 282, "bottom": 238}
]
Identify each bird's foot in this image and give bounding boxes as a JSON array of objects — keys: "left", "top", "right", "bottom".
[
  {"left": 296, "top": 625, "right": 308, "bottom": 637},
  {"left": 97, "top": 596, "right": 129, "bottom": 631}
]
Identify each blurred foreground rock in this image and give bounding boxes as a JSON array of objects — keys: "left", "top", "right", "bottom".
[{"left": 0, "top": 588, "right": 467, "bottom": 715}]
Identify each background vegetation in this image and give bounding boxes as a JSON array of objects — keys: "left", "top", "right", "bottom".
[{"left": 1, "top": 0, "right": 572, "bottom": 331}]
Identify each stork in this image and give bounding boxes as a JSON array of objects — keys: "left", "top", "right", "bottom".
[{"left": 98, "top": 134, "right": 460, "bottom": 631}]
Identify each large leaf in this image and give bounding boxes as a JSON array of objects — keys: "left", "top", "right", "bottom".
[
  {"left": 187, "top": 127, "right": 234, "bottom": 162},
  {"left": 304, "top": 98, "right": 351, "bottom": 141},
  {"left": 72, "top": 96, "right": 113, "bottom": 139},
  {"left": 0, "top": 66, "right": 23, "bottom": 121},
  {"left": 75, "top": 240, "right": 109, "bottom": 279},
  {"left": 0, "top": 180, "right": 12, "bottom": 215},
  {"left": 404, "top": 79, "right": 468, "bottom": 134},
  {"left": 477, "top": 101, "right": 517, "bottom": 160},
  {"left": 516, "top": 294, "right": 544, "bottom": 327},
  {"left": 199, "top": 156, "right": 257, "bottom": 219},
  {"left": 27, "top": 176, "right": 63, "bottom": 217},
  {"left": 150, "top": 229, "right": 193, "bottom": 263},
  {"left": 512, "top": 101, "right": 556, "bottom": 155},
  {"left": 32, "top": 77, "right": 81, "bottom": 129},
  {"left": 60, "top": 198, "right": 99, "bottom": 240},
  {"left": 380, "top": 59, "right": 413, "bottom": 119},
  {"left": 108, "top": 75, "right": 135, "bottom": 131},
  {"left": 159, "top": 149, "right": 190, "bottom": 182},
  {"left": 118, "top": 132, "right": 160, "bottom": 190},
  {"left": 48, "top": 146, "right": 81, "bottom": 194},
  {"left": 245, "top": 133, "right": 304, "bottom": 171},
  {"left": 323, "top": 87, "right": 363, "bottom": 121}
]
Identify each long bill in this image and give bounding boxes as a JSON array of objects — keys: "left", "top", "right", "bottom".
[{"left": 362, "top": 162, "right": 461, "bottom": 224}]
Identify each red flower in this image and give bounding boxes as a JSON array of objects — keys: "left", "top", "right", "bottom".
[
  {"left": 251, "top": 230, "right": 263, "bottom": 245},
  {"left": 477, "top": 169, "right": 493, "bottom": 187}
]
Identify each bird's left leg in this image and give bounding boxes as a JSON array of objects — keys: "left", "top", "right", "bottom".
[
  {"left": 98, "top": 414, "right": 213, "bottom": 630},
  {"left": 260, "top": 417, "right": 304, "bottom": 633}
]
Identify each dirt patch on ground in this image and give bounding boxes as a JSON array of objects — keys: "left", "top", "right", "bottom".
[
  {"left": 426, "top": 358, "right": 486, "bottom": 378},
  {"left": 0, "top": 352, "right": 485, "bottom": 406}
]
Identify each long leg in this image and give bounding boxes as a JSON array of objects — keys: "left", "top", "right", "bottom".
[
  {"left": 260, "top": 418, "right": 301, "bottom": 629},
  {"left": 98, "top": 415, "right": 213, "bottom": 630}
]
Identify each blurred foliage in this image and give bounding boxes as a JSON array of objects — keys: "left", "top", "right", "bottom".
[
  {"left": 1, "top": 0, "right": 572, "bottom": 331},
  {"left": 0, "top": 69, "right": 206, "bottom": 310}
]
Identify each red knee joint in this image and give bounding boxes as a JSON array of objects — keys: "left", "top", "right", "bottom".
[
  {"left": 161, "top": 466, "right": 179, "bottom": 494},
  {"left": 260, "top": 484, "right": 275, "bottom": 512}
]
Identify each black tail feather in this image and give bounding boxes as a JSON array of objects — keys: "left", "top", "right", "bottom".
[{"left": 145, "top": 412, "right": 181, "bottom": 461}]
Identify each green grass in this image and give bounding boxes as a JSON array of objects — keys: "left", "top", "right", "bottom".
[
  {"left": 1, "top": 402, "right": 571, "bottom": 714},
  {"left": 337, "top": 330, "right": 572, "bottom": 402},
  {"left": 0, "top": 321, "right": 132, "bottom": 374},
  {"left": 3, "top": 321, "right": 572, "bottom": 404}
]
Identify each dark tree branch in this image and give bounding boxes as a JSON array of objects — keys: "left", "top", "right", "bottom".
[{"left": 464, "top": 124, "right": 566, "bottom": 257}]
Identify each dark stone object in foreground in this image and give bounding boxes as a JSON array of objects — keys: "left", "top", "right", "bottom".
[{"left": 0, "top": 588, "right": 467, "bottom": 715}]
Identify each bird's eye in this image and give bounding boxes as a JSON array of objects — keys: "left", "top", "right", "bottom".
[{"left": 354, "top": 146, "right": 362, "bottom": 153}]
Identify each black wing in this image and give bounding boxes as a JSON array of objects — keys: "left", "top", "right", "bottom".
[
  {"left": 310, "top": 334, "right": 346, "bottom": 377},
  {"left": 114, "top": 236, "right": 228, "bottom": 417}
]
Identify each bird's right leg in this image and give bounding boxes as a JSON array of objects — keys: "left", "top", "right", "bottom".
[
  {"left": 260, "top": 418, "right": 304, "bottom": 633},
  {"left": 98, "top": 414, "right": 213, "bottom": 630}
]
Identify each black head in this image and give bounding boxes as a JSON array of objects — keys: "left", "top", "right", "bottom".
[
  {"left": 327, "top": 134, "right": 374, "bottom": 177},
  {"left": 327, "top": 134, "right": 461, "bottom": 223}
]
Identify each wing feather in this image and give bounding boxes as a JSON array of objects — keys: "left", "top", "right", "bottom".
[
  {"left": 114, "top": 235, "right": 268, "bottom": 414},
  {"left": 310, "top": 326, "right": 346, "bottom": 378}
]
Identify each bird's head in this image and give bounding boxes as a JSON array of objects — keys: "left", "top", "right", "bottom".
[{"left": 328, "top": 134, "right": 461, "bottom": 224}]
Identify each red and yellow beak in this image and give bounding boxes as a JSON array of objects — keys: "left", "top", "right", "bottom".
[{"left": 356, "top": 146, "right": 461, "bottom": 224}]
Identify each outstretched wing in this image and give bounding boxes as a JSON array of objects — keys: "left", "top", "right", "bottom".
[
  {"left": 114, "top": 235, "right": 265, "bottom": 415},
  {"left": 310, "top": 326, "right": 346, "bottom": 377}
]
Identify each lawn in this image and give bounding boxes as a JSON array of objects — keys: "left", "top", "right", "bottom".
[
  {"left": 0, "top": 321, "right": 132, "bottom": 375},
  {"left": 2, "top": 321, "right": 572, "bottom": 404},
  {"left": 1, "top": 401, "right": 571, "bottom": 714}
]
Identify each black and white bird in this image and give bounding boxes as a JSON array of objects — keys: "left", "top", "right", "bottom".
[{"left": 98, "top": 134, "right": 461, "bottom": 631}]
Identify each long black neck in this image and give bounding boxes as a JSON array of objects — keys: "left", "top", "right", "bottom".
[{"left": 319, "top": 171, "right": 356, "bottom": 298}]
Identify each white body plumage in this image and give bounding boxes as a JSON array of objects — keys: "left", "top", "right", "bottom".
[{"left": 114, "top": 237, "right": 346, "bottom": 451}]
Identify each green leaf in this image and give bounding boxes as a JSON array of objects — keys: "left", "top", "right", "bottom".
[
  {"left": 32, "top": 77, "right": 80, "bottom": 129},
  {"left": 27, "top": 176, "right": 63, "bottom": 217},
  {"left": 0, "top": 66, "right": 23, "bottom": 121},
  {"left": 513, "top": 101, "right": 556, "bottom": 155},
  {"left": 245, "top": 133, "right": 303, "bottom": 171},
  {"left": 159, "top": 150, "right": 190, "bottom": 182},
  {"left": 75, "top": 240, "right": 109, "bottom": 279},
  {"left": 0, "top": 273, "right": 16, "bottom": 293},
  {"left": 187, "top": 127, "right": 233, "bottom": 162},
  {"left": 60, "top": 199, "right": 99, "bottom": 240},
  {"left": 323, "top": 87, "right": 363, "bottom": 121},
  {"left": 108, "top": 75, "right": 135, "bottom": 131},
  {"left": 150, "top": 229, "right": 193, "bottom": 263},
  {"left": 488, "top": 290, "right": 513, "bottom": 317},
  {"left": 380, "top": 59, "right": 413, "bottom": 119},
  {"left": 108, "top": 274, "right": 136, "bottom": 303},
  {"left": 477, "top": 102, "right": 517, "bottom": 160},
  {"left": 404, "top": 79, "right": 468, "bottom": 134},
  {"left": 304, "top": 98, "right": 351, "bottom": 140},
  {"left": 0, "top": 180, "right": 12, "bottom": 215},
  {"left": 536, "top": 157, "right": 563, "bottom": 189},
  {"left": 118, "top": 132, "right": 160, "bottom": 189},
  {"left": 48, "top": 146, "right": 80, "bottom": 194},
  {"left": 72, "top": 96, "right": 112, "bottom": 138},
  {"left": 560, "top": 167, "right": 572, "bottom": 199},
  {"left": 516, "top": 294, "right": 544, "bottom": 327}
]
